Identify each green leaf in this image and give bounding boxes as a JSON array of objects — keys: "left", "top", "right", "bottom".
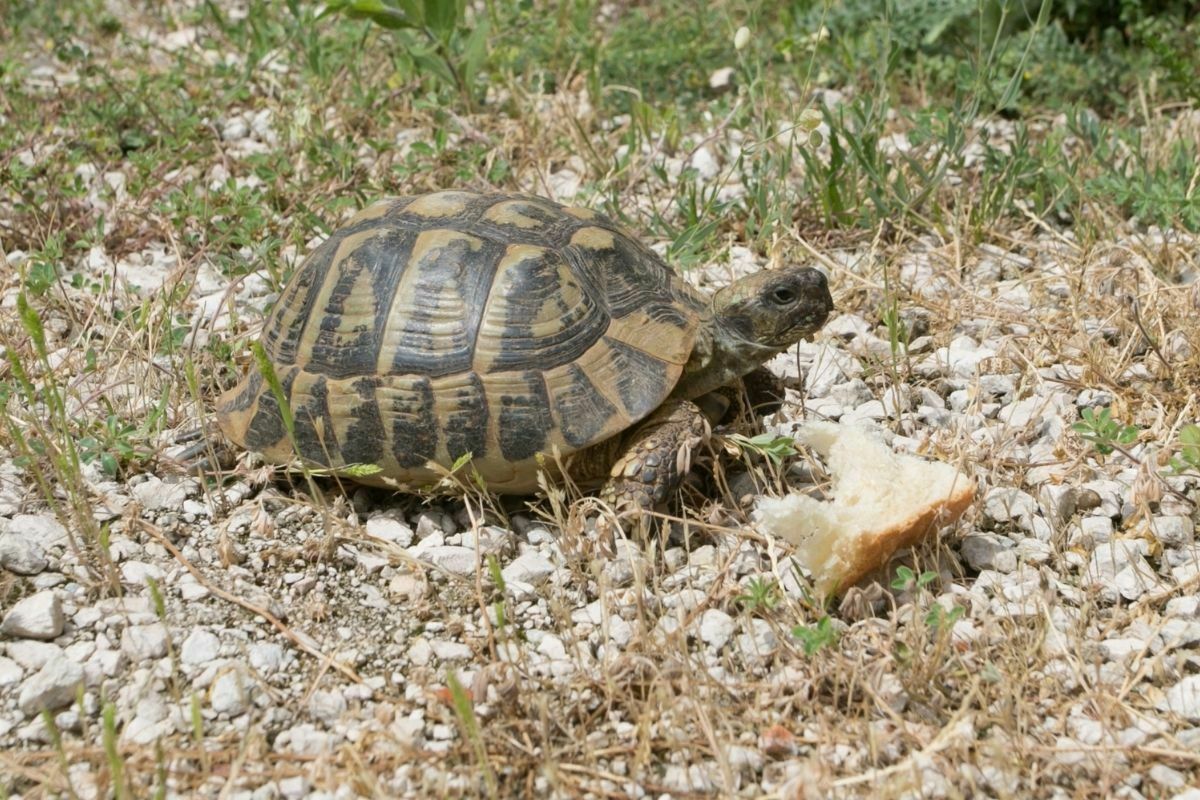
[
  {"left": 450, "top": 451, "right": 473, "bottom": 473},
  {"left": 728, "top": 433, "right": 798, "bottom": 465},
  {"left": 890, "top": 565, "right": 915, "bottom": 590},
  {"left": 411, "top": 49, "right": 456, "bottom": 86},
  {"left": 326, "top": 0, "right": 418, "bottom": 29},
  {"left": 25, "top": 260, "right": 56, "bottom": 297},
  {"left": 792, "top": 616, "right": 839, "bottom": 656},
  {"left": 423, "top": 0, "right": 462, "bottom": 40},
  {"left": 338, "top": 462, "right": 383, "bottom": 477},
  {"left": 460, "top": 16, "right": 489, "bottom": 87}
]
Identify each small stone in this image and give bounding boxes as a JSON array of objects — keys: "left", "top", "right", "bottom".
[
  {"left": 501, "top": 552, "right": 555, "bottom": 585},
  {"left": 1112, "top": 563, "right": 1162, "bottom": 601},
  {"left": 698, "top": 609, "right": 735, "bottom": 650},
  {"left": 1099, "top": 638, "right": 1145, "bottom": 663},
  {"left": 308, "top": 689, "right": 347, "bottom": 724},
  {"left": 279, "top": 776, "right": 310, "bottom": 800},
  {"left": 0, "top": 534, "right": 49, "bottom": 574},
  {"left": 275, "top": 723, "right": 337, "bottom": 756},
  {"left": 1014, "top": 538, "right": 1051, "bottom": 563},
  {"left": 8, "top": 642, "right": 63, "bottom": 672},
  {"left": 1160, "top": 675, "right": 1200, "bottom": 721},
  {"left": 413, "top": 545, "right": 477, "bottom": 576},
  {"left": 366, "top": 517, "right": 414, "bottom": 547},
  {"left": 1, "top": 590, "right": 64, "bottom": 640},
  {"left": 939, "top": 335, "right": 997, "bottom": 378},
  {"left": 1165, "top": 596, "right": 1200, "bottom": 618},
  {"left": 388, "top": 573, "right": 427, "bottom": 600},
  {"left": 708, "top": 67, "right": 735, "bottom": 91},
  {"left": 689, "top": 146, "right": 720, "bottom": 180},
  {"left": 17, "top": 656, "right": 85, "bottom": 715},
  {"left": 180, "top": 629, "right": 221, "bottom": 666},
  {"left": 7, "top": 514, "right": 69, "bottom": 547},
  {"left": 737, "top": 618, "right": 777, "bottom": 662},
  {"left": 1087, "top": 539, "right": 1150, "bottom": 580},
  {"left": 123, "top": 695, "right": 172, "bottom": 745},
  {"left": 430, "top": 640, "right": 473, "bottom": 661},
  {"left": 120, "top": 561, "right": 164, "bottom": 586},
  {"left": 1150, "top": 515, "right": 1194, "bottom": 548},
  {"left": 121, "top": 623, "right": 169, "bottom": 661},
  {"left": 210, "top": 668, "right": 248, "bottom": 716},
  {"left": 461, "top": 525, "right": 510, "bottom": 554},
  {"left": 407, "top": 638, "right": 433, "bottom": 667},
  {"left": 662, "top": 763, "right": 716, "bottom": 794},
  {"left": 0, "top": 655, "right": 23, "bottom": 686},
  {"left": 130, "top": 476, "right": 191, "bottom": 511},
  {"left": 221, "top": 116, "right": 250, "bottom": 141},
  {"left": 983, "top": 488, "right": 1037, "bottom": 524},
  {"left": 959, "top": 533, "right": 1016, "bottom": 572},
  {"left": 1147, "top": 763, "right": 1186, "bottom": 789},
  {"left": 1081, "top": 516, "right": 1114, "bottom": 544},
  {"left": 1075, "top": 489, "right": 1102, "bottom": 511},
  {"left": 726, "top": 745, "right": 764, "bottom": 773},
  {"left": 1038, "top": 485, "right": 1077, "bottom": 525},
  {"left": 249, "top": 642, "right": 287, "bottom": 674},
  {"left": 537, "top": 634, "right": 568, "bottom": 661}
]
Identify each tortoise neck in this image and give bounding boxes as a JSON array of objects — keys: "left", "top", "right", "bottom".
[{"left": 673, "top": 322, "right": 781, "bottom": 400}]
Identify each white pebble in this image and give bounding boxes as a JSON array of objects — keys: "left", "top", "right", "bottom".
[
  {"left": 366, "top": 516, "right": 414, "bottom": 547},
  {"left": 1159, "top": 675, "right": 1200, "bottom": 721},
  {"left": 412, "top": 545, "right": 477, "bottom": 576},
  {"left": 1150, "top": 515, "right": 1194, "bottom": 548},
  {"left": 17, "top": 656, "right": 84, "bottom": 715},
  {"left": 698, "top": 609, "right": 735, "bottom": 650},
  {"left": 210, "top": 668, "right": 248, "bottom": 716},
  {"left": 501, "top": 552, "right": 556, "bottom": 585},
  {"left": 0, "top": 534, "right": 49, "bottom": 574},
  {"left": 121, "top": 623, "right": 169, "bottom": 661},
  {"left": 1, "top": 590, "right": 64, "bottom": 640},
  {"left": 180, "top": 629, "right": 221, "bottom": 666}
]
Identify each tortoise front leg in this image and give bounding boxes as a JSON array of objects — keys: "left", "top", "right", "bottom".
[{"left": 601, "top": 399, "right": 710, "bottom": 514}]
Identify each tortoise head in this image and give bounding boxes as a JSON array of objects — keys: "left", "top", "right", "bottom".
[{"left": 712, "top": 266, "right": 833, "bottom": 349}]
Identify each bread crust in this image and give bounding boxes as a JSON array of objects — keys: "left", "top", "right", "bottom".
[
  {"left": 754, "top": 422, "right": 975, "bottom": 594},
  {"left": 831, "top": 475, "right": 975, "bottom": 591}
]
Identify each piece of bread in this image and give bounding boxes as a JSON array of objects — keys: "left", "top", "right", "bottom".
[{"left": 753, "top": 421, "right": 975, "bottom": 594}]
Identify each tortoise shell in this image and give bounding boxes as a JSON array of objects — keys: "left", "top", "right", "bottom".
[{"left": 216, "top": 190, "right": 710, "bottom": 492}]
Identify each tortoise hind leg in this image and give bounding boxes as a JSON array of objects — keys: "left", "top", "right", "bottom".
[{"left": 600, "top": 399, "right": 710, "bottom": 514}]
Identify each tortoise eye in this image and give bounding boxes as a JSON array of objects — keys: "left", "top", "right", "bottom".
[{"left": 770, "top": 287, "right": 797, "bottom": 305}]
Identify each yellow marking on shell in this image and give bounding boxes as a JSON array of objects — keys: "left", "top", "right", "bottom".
[
  {"left": 562, "top": 205, "right": 598, "bottom": 221},
  {"left": 404, "top": 191, "right": 477, "bottom": 218},
  {"left": 346, "top": 197, "right": 400, "bottom": 224},
  {"left": 569, "top": 226, "right": 616, "bottom": 251},
  {"left": 571, "top": 337, "right": 643, "bottom": 414},
  {"left": 541, "top": 353, "right": 625, "bottom": 448},
  {"left": 324, "top": 379, "right": 367, "bottom": 465},
  {"left": 472, "top": 243, "right": 569, "bottom": 371},
  {"left": 376, "top": 228, "right": 484, "bottom": 372},
  {"left": 605, "top": 306, "right": 696, "bottom": 366},
  {"left": 292, "top": 228, "right": 383, "bottom": 368},
  {"left": 482, "top": 199, "right": 547, "bottom": 229}
]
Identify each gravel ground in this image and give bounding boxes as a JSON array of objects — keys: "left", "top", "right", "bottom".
[{"left": 3, "top": 4, "right": 1200, "bottom": 798}]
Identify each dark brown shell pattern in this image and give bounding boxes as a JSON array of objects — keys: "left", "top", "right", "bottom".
[{"left": 216, "top": 191, "right": 708, "bottom": 492}]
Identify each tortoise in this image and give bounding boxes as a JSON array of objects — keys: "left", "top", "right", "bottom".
[{"left": 216, "top": 190, "right": 832, "bottom": 510}]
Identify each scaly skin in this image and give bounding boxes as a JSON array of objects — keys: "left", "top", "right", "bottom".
[{"left": 600, "top": 399, "right": 710, "bottom": 514}]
